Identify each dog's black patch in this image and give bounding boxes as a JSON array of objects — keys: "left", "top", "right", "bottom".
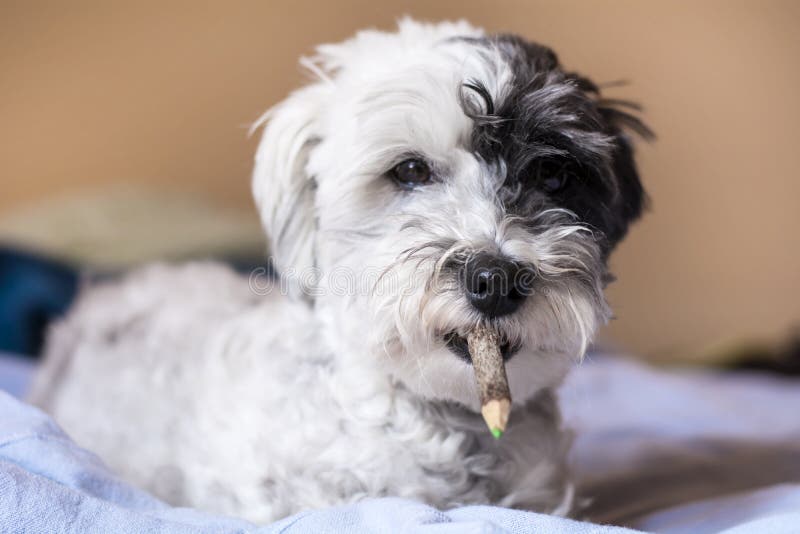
[{"left": 459, "top": 35, "right": 652, "bottom": 254}]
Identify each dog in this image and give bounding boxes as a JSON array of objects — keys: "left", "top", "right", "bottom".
[{"left": 30, "top": 18, "right": 648, "bottom": 524}]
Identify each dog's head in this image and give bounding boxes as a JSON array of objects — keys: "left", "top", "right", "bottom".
[{"left": 253, "top": 19, "right": 649, "bottom": 407}]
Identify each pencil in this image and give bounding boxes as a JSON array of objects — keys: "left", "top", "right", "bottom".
[{"left": 466, "top": 325, "right": 512, "bottom": 439}]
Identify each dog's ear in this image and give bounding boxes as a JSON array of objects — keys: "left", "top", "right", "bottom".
[
  {"left": 568, "top": 71, "right": 653, "bottom": 248},
  {"left": 599, "top": 103, "right": 653, "bottom": 247},
  {"left": 252, "top": 82, "right": 330, "bottom": 301}
]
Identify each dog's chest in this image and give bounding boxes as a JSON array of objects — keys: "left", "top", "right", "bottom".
[{"left": 195, "top": 355, "right": 569, "bottom": 520}]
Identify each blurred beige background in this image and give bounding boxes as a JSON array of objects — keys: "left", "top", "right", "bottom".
[{"left": 1, "top": 0, "right": 798, "bottom": 360}]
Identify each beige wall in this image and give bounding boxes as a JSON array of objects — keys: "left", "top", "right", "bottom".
[{"left": 2, "top": 1, "right": 799, "bottom": 359}]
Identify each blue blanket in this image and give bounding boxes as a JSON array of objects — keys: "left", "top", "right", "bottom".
[{"left": 2, "top": 353, "right": 800, "bottom": 533}]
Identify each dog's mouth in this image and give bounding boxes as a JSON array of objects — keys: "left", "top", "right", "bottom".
[{"left": 444, "top": 331, "right": 520, "bottom": 363}]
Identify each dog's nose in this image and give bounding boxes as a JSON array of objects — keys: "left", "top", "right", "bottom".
[{"left": 462, "top": 253, "right": 532, "bottom": 318}]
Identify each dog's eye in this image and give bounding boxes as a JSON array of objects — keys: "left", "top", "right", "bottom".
[
  {"left": 537, "top": 159, "right": 576, "bottom": 194},
  {"left": 391, "top": 159, "right": 431, "bottom": 187},
  {"left": 542, "top": 174, "right": 568, "bottom": 194}
]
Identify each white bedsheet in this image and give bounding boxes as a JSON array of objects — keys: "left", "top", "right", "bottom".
[
  {"left": 561, "top": 355, "right": 800, "bottom": 531},
  {"left": 2, "top": 352, "right": 799, "bottom": 533}
]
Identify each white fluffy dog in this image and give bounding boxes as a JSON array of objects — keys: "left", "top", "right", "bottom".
[{"left": 30, "top": 19, "right": 648, "bottom": 524}]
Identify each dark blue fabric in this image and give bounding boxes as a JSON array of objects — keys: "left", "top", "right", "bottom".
[{"left": 0, "top": 246, "right": 78, "bottom": 357}]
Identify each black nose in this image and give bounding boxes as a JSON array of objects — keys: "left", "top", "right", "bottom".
[{"left": 462, "top": 253, "right": 533, "bottom": 318}]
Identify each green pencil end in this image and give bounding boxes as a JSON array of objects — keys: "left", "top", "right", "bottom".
[{"left": 491, "top": 428, "right": 503, "bottom": 439}]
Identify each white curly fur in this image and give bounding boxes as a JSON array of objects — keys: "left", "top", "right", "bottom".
[{"left": 27, "top": 19, "right": 625, "bottom": 523}]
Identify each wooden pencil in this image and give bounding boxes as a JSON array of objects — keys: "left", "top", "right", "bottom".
[{"left": 466, "top": 325, "right": 512, "bottom": 439}]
